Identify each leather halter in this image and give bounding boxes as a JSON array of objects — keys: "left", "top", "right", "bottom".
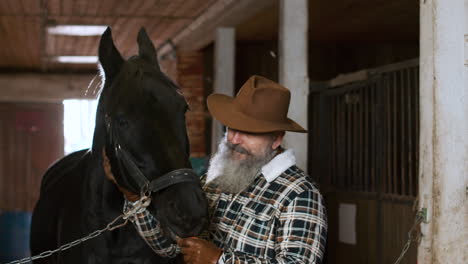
[{"left": 105, "top": 114, "right": 199, "bottom": 195}]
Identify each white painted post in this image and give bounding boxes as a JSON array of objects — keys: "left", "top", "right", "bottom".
[
  {"left": 279, "top": 0, "right": 309, "bottom": 171},
  {"left": 418, "top": 0, "right": 468, "bottom": 263},
  {"left": 211, "top": 27, "right": 235, "bottom": 153}
]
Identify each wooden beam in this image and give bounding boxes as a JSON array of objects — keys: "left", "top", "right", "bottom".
[
  {"left": 157, "top": 0, "right": 275, "bottom": 55},
  {"left": 211, "top": 27, "right": 236, "bottom": 154},
  {"left": 279, "top": 0, "right": 309, "bottom": 171},
  {"left": 0, "top": 73, "right": 99, "bottom": 103}
]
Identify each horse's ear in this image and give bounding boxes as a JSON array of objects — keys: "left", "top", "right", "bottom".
[
  {"left": 98, "top": 27, "right": 124, "bottom": 80},
  {"left": 137, "top": 28, "right": 160, "bottom": 71}
]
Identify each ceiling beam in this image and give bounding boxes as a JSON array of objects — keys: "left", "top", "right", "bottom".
[
  {"left": 158, "top": 0, "right": 275, "bottom": 55},
  {"left": 0, "top": 74, "right": 99, "bottom": 103},
  {"left": 0, "top": 14, "right": 192, "bottom": 19}
]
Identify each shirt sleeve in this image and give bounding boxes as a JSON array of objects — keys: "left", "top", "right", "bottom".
[
  {"left": 124, "top": 199, "right": 180, "bottom": 258},
  {"left": 222, "top": 188, "right": 328, "bottom": 263}
]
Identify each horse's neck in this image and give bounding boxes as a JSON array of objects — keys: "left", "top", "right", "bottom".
[{"left": 83, "top": 153, "right": 124, "bottom": 222}]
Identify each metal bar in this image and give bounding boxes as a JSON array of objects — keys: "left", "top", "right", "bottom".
[
  {"left": 400, "top": 69, "right": 407, "bottom": 196},
  {"left": 340, "top": 94, "right": 346, "bottom": 190},
  {"left": 328, "top": 97, "right": 333, "bottom": 186},
  {"left": 347, "top": 93, "right": 352, "bottom": 190},
  {"left": 364, "top": 85, "right": 369, "bottom": 191},
  {"left": 407, "top": 67, "right": 414, "bottom": 195},
  {"left": 358, "top": 88, "right": 363, "bottom": 191},
  {"left": 331, "top": 96, "right": 337, "bottom": 186},
  {"left": 354, "top": 89, "right": 359, "bottom": 191},
  {"left": 338, "top": 95, "right": 348, "bottom": 189},
  {"left": 392, "top": 71, "right": 398, "bottom": 195},
  {"left": 342, "top": 94, "right": 348, "bottom": 190},
  {"left": 375, "top": 77, "right": 385, "bottom": 263},
  {"left": 371, "top": 82, "right": 376, "bottom": 192},
  {"left": 354, "top": 90, "right": 359, "bottom": 191},
  {"left": 348, "top": 90, "right": 358, "bottom": 190},
  {"left": 320, "top": 95, "right": 331, "bottom": 187},
  {"left": 368, "top": 58, "right": 419, "bottom": 76},
  {"left": 407, "top": 68, "right": 413, "bottom": 197},
  {"left": 385, "top": 73, "right": 391, "bottom": 194},
  {"left": 337, "top": 95, "right": 343, "bottom": 189}
]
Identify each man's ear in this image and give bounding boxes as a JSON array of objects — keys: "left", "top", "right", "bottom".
[{"left": 272, "top": 132, "right": 285, "bottom": 150}]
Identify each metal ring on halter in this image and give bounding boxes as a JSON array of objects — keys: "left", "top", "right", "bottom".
[
  {"left": 140, "top": 196, "right": 151, "bottom": 208},
  {"left": 140, "top": 182, "right": 150, "bottom": 198}
]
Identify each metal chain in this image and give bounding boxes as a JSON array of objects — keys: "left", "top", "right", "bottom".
[
  {"left": 393, "top": 210, "right": 424, "bottom": 264},
  {"left": 2, "top": 196, "right": 151, "bottom": 264}
]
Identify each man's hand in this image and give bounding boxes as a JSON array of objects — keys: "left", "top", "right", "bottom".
[
  {"left": 177, "top": 237, "right": 222, "bottom": 264},
  {"left": 102, "top": 148, "right": 140, "bottom": 202}
]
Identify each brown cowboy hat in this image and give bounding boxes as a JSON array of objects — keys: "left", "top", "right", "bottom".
[{"left": 207, "top": 75, "right": 306, "bottom": 133}]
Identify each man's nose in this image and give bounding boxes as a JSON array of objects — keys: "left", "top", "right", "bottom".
[{"left": 229, "top": 130, "right": 243, "bottom": 144}]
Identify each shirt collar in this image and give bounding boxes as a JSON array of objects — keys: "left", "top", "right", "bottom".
[{"left": 261, "top": 149, "right": 296, "bottom": 182}]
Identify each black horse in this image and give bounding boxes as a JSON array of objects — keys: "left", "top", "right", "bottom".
[{"left": 30, "top": 27, "right": 208, "bottom": 263}]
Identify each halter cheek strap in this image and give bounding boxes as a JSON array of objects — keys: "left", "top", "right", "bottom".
[
  {"left": 115, "top": 145, "right": 199, "bottom": 195},
  {"left": 105, "top": 114, "right": 200, "bottom": 195}
]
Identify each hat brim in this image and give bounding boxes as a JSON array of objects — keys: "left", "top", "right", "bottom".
[{"left": 207, "top": 94, "right": 307, "bottom": 133}]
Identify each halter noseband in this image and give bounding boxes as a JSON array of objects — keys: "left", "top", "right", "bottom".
[{"left": 105, "top": 114, "right": 199, "bottom": 195}]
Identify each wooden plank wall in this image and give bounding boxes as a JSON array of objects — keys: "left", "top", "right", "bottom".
[
  {"left": 325, "top": 192, "right": 378, "bottom": 264},
  {"left": 381, "top": 199, "right": 418, "bottom": 263},
  {"left": 235, "top": 41, "right": 278, "bottom": 92},
  {"left": 0, "top": 102, "right": 63, "bottom": 211},
  {"left": 325, "top": 192, "right": 416, "bottom": 264}
]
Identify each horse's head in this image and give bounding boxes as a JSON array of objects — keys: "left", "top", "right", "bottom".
[{"left": 93, "top": 27, "right": 207, "bottom": 238}]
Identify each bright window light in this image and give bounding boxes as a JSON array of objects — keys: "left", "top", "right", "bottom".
[
  {"left": 63, "top": 99, "right": 98, "bottom": 155},
  {"left": 53, "top": 56, "right": 98, "bottom": 64},
  {"left": 48, "top": 25, "right": 107, "bottom": 36}
]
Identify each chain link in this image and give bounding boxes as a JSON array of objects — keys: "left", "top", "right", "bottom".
[
  {"left": 2, "top": 195, "right": 151, "bottom": 264},
  {"left": 393, "top": 210, "right": 424, "bottom": 264}
]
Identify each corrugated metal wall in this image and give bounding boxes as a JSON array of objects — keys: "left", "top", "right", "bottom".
[{"left": 0, "top": 102, "right": 64, "bottom": 211}]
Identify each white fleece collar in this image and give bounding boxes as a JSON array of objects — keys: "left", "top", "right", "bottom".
[{"left": 261, "top": 149, "right": 296, "bottom": 182}]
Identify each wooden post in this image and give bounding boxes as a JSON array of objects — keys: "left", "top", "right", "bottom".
[
  {"left": 279, "top": 0, "right": 309, "bottom": 171},
  {"left": 211, "top": 27, "right": 235, "bottom": 153}
]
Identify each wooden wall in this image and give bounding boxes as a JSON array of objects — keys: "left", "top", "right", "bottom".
[
  {"left": 308, "top": 42, "right": 419, "bottom": 81},
  {"left": 236, "top": 41, "right": 278, "bottom": 90},
  {"left": 326, "top": 192, "right": 417, "bottom": 264},
  {"left": 0, "top": 102, "right": 63, "bottom": 211}
]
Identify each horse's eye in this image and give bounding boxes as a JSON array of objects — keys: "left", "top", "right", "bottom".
[{"left": 117, "top": 117, "right": 129, "bottom": 127}]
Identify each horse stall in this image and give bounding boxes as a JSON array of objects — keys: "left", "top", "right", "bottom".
[
  {"left": 308, "top": 59, "right": 420, "bottom": 264},
  {"left": 0, "top": 102, "right": 64, "bottom": 262}
]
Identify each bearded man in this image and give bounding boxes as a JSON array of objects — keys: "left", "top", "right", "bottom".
[{"left": 106, "top": 75, "right": 328, "bottom": 263}]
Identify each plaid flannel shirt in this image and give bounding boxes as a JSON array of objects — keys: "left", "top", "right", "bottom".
[{"left": 125, "top": 150, "right": 327, "bottom": 263}]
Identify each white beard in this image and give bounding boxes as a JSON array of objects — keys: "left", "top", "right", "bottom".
[{"left": 206, "top": 136, "right": 276, "bottom": 194}]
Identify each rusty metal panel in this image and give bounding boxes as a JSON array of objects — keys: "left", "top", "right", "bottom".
[{"left": 0, "top": 102, "right": 63, "bottom": 211}]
